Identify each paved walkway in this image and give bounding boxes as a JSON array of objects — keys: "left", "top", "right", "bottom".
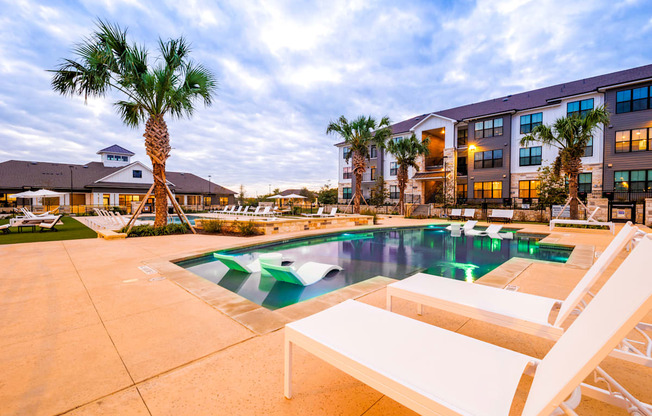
[{"left": 0, "top": 218, "right": 650, "bottom": 415}]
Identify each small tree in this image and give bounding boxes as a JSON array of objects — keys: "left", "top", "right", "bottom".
[
  {"left": 386, "top": 134, "right": 430, "bottom": 215},
  {"left": 317, "top": 184, "right": 338, "bottom": 205},
  {"left": 299, "top": 187, "right": 316, "bottom": 203},
  {"left": 238, "top": 184, "right": 246, "bottom": 205},
  {"left": 521, "top": 106, "right": 609, "bottom": 219},
  {"left": 369, "top": 175, "right": 389, "bottom": 207},
  {"left": 536, "top": 165, "right": 569, "bottom": 207},
  {"left": 326, "top": 115, "right": 393, "bottom": 213}
]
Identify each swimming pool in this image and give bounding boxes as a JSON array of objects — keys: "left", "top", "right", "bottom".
[
  {"left": 139, "top": 214, "right": 202, "bottom": 225},
  {"left": 176, "top": 226, "right": 572, "bottom": 310}
]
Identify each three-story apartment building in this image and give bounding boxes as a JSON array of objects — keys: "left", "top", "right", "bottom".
[{"left": 336, "top": 64, "right": 652, "bottom": 206}]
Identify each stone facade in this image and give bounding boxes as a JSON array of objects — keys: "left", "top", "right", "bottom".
[
  {"left": 587, "top": 197, "right": 609, "bottom": 222},
  {"left": 196, "top": 214, "right": 374, "bottom": 236},
  {"left": 646, "top": 199, "right": 652, "bottom": 227}
]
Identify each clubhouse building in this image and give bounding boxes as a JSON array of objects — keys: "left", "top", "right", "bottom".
[
  {"left": 0, "top": 145, "right": 235, "bottom": 213},
  {"left": 336, "top": 64, "right": 652, "bottom": 214}
]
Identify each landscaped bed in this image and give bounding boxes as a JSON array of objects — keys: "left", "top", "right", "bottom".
[{"left": 0, "top": 217, "right": 97, "bottom": 245}]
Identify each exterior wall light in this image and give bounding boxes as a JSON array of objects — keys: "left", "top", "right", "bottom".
[{"left": 469, "top": 145, "right": 476, "bottom": 152}]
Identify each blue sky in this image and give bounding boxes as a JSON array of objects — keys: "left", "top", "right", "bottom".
[{"left": 1, "top": 0, "right": 651, "bottom": 195}]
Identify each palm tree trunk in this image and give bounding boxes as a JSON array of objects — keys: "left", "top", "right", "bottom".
[
  {"left": 352, "top": 151, "right": 366, "bottom": 214},
  {"left": 568, "top": 172, "right": 579, "bottom": 220},
  {"left": 144, "top": 114, "right": 172, "bottom": 227},
  {"left": 397, "top": 165, "right": 408, "bottom": 216}
]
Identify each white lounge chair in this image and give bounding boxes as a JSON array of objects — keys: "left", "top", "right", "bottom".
[
  {"left": 550, "top": 207, "right": 615, "bottom": 234},
  {"left": 285, "top": 236, "right": 652, "bottom": 415},
  {"left": 229, "top": 206, "right": 243, "bottom": 215},
  {"left": 462, "top": 208, "right": 475, "bottom": 219},
  {"left": 448, "top": 208, "right": 462, "bottom": 219},
  {"left": 301, "top": 207, "right": 323, "bottom": 217},
  {"left": 0, "top": 223, "right": 11, "bottom": 234},
  {"left": 261, "top": 262, "right": 342, "bottom": 286},
  {"left": 387, "top": 223, "right": 652, "bottom": 365},
  {"left": 320, "top": 207, "right": 338, "bottom": 217},
  {"left": 256, "top": 206, "right": 272, "bottom": 217},
  {"left": 445, "top": 220, "right": 476, "bottom": 232},
  {"left": 465, "top": 223, "right": 502, "bottom": 237},
  {"left": 488, "top": 209, "right": 514, "bottom": 222},
  {"left": 38, "top": 215, "right": 63, "bottom": 232},
  {"left": 213, "top": 253, "right": 262, "bottom": 273},
  {"left": 245, "top": 206, "right": 261, "bottom": 216}
]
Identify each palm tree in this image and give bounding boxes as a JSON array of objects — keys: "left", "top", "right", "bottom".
[
  {"left": 386, "top": 134, "right": 430, "bottom": 215},
  {"left": 50, "top": 20, "right": 217, "bottom": 227},
  {"left": 521, "top": 106, "right": 609, "bottom": 219},
  {"left": 326, "top": 115, "right": 392, "bottom": 213}
]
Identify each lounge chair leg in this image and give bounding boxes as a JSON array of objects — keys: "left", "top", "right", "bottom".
[
  {"left": 284, "top": 338, "right": 293, "bottom": 399},
  {"left": 417, "top": 303, "right": 423, "bottom": 316}
]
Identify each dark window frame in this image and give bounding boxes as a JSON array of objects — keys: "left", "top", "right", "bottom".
[
  {"left": 567, "top": 98, "right": 594, "bottom": 118},
  {"left": 474, "top": 118, "right": 504, "bottom": 138},
  {"left": 474, "top": 149, "right": 503, "bottom": 169},
  {"left": 578, "top": 172, "right": 592, "bottom": 194},
  {"left": 132, "top": 170, "right": 143, "bottom": 179},
  {"left": 615, "top": 128, "right": 650, "bottom": 153},
  {"left": 614, "top": 170, "right": 652, "bottom": 192},
  {"left": 370, "top": 145, "right": 377, "bottom": 159},
  {"left": 342, "top": 167, "right": 352, "bottom": 179},
  {"left": 519, "top": 113, "right": 542, "bottom": 134},
  {"left": 342, "top": 187, "right": 352, "bottom": 199},
  {"left": 342, "top": 147, "right": 351, "bottom": 159},
  {"left": 389, "top": 162, "right": 398, "bottom": 176},
  {"left": 518, "top": 180, "right": 540, "bottom": 199},
  {"left": 389, "top": 185, "right": 399, "bottom": 199},
  {"left": 519, "top": 146, "right": 542, "bottom": 166},
  {"left": 457, "top": 128, "right": 468, "bottom": 147},
  {"left": 616, "top": 86, "right": 649, "bottom": 114},
  {"left": 473, "top": 181, "right": 503, "bottom": 199}
]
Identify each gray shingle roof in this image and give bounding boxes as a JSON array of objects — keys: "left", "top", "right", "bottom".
[
  {"left": 0, "top": 160, "right": 235, "bottom": 195},
  {"left": 335, "top": 64, "right": 652, "bottom": 142},
  {"left": 97, "top": 144, "right": 135, "bottom": 155}
]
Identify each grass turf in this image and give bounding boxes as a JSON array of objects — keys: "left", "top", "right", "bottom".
[{"left": 0, "top": 217, "right": 96, "bottom": 245}]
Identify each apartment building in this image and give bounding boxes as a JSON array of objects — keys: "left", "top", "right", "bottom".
[{"left": 336, "top": 64, "right": 652, "bottom": 207}]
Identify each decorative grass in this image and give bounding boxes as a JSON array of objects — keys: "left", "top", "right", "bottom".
[{"left": 0, "top": 217, "right": 97, "bottom": 245}]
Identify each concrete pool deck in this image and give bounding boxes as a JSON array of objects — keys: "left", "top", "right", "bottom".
[{"left": 0, "top": 217, "right": 650, "bottom": 415}]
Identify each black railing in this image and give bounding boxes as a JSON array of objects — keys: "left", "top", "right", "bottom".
[{"left": 603, "top": 190, "right": 652, "bottom": 202}]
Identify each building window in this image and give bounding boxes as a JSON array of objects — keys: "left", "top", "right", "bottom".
[
  {"left": 457, "top": 129, "right": 468, "bottom": 147},
  {"left": 390, "top": 162, "right": 398, "bottom": 176},
  {"left": 473, "top": 181, "right": 502, "bottom": 199},
  {"left": 122, "top": 156, "right": 128, "bottom": 162},
  {"left": 614, "top": 170, "right": 651, "bottom": 192},
  {"left": 389, "top": 185, "right": 399, "bottom": 199},
  {"left": 457, "top": 183, "right": 467, "bottom": 199},
  {"left": 132, "top": 170, "right": 142, "bottom": 178},
  {"left": 342, "top": 147, "right": 351, "bottom": 159},
  {"left": 474, "top": 149, "right": 503, "bottom": 169},
  {"left": 370, "top": 145, "right": 377, "bottom": 159},
  {"left": 370, "top": 166, "right": 376, "bottom": 181},
  {"left": 107, "top": 155, "right": 114, "bottom": 161},
  {"left": 567, "top": 98, "right": 593, "bottom": 118},
  {"left": 616, "top": 87, "right": 649, "bottom": 114},
  {"left": 578, "top": 173, "right": 592, "bottom": 194},
  {"left": 519, "top": 180, "right": 540, "bottom": 199},
  {"left": 475, "top": 118, "right": 503, "bottom": 138},
  {"left": 342, "top": 187, "right": 352, "bottom": 199},
  {"left": 584, "top": 137, "right": 593, "bottom": 157},
  {"left": 519, "top": 146, "right": 542, "bottom": 166},
  {"left": 519, "top": 113, "right": 542, "bottom": 134},
  {"left": 219, "top": 197, "right": 228, "bottom": 205},
  {"left": 342, "top": 167, "right": 352, "bottom": 179},
  {"left": 615, "top": 129, "right": 650, "bottom": 153}
]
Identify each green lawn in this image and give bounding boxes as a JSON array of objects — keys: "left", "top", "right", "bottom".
[{"left": 0, "top": 217, "right": 97, "bottom": 245}]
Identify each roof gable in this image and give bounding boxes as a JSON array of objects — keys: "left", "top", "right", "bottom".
[{"left": 97, "top": 144, "right": 135, "bottom": 155}]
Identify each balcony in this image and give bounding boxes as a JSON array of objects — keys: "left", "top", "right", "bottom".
[
  {"left": 425, "top": 157, "right": 444, "bottom": 171},
  {"left": 362, "top": 172, "right": 377, "bottom": 182}
]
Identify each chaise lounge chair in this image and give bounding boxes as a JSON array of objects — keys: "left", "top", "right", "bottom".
[
  {"left": 445, "top": 220, "right": 477, "bottom": 233},
  {"left": 213, "top": 253, "right": 263, "bottom": 273},
  {"left": 462, "top": 208, "right": 475, "bottom": 219},
  {"left": 301, "top": 207, "right": 323, "bottom": 217},
  {"left": 38, "top": 215, "right": 63, "bottom": 232},
  {"left": 550, "top": 206, "right": 615, "bottom": 234},
  {"left": 0, "top": 223, "right": 11, "bottom": 234},
  {"left": 284, "top": 236, "right": 652, "bottom": 415},
  {"left": 386, "top": 222, "right": 651, "bottom": 366},
  {"left": 465, "top": 223, "right": 503, "bottom": 238},
  {"left": 261, "top": 262, "right": 342, "bottom": 286},
  {"left": 448, "top": 208, "right": 462, "bottom": 219},
  {"left": 320, "top": 207, "right": 338, "bottom": 217}
]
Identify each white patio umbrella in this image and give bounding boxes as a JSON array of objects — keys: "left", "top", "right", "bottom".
[
  {"left": 9, "top": 190, "right": 38, "bottom": 198},
  {"left": 30, "top": 189, "right": 67, "bottom": 197}
]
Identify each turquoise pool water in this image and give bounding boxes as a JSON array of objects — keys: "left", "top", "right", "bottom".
[
  {"left": 139, "top": 214, "right": 202, "bottom": 225},
  {"left": 176, "top": 226, "right": 572, "bottom": 310}
]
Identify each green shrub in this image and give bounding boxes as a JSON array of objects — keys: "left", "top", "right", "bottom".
[
  {"left": 202, "top": 219, "right": 225, "bottom": 233},
  {"left": 234, "top": 220, "right": 261, "bottom": 236},
  {"left": 555, "top": 223, "right": 610, "bottom": 230},
  {"left": 120, "top": 223, "right": 189, "bottom": 237}
]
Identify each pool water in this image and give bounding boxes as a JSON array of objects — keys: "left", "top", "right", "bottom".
[
  {"left": 176, "top": 226, "right": 572, "bottom": 310},
  {"left": 139, "top": 214, "right": 201, "bottom": 225}
]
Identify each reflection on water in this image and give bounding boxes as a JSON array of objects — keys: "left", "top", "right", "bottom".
[{"left": 177, "top": 227, "right": 571, "bottom": 310}]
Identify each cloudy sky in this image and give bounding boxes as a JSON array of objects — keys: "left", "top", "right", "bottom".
[{"left": 1, "top": 0, "right": 651, "bottom": 195}]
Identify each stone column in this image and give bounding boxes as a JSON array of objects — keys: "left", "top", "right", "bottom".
[
  {"left": 444, "top": 148, "right": 457, "bottom": 204},
  {"left": 587, "top": 197, "right": 609, "bottom": 221},
  {"left": 645, "top": 199, "right": 652, "bottom": 227}
]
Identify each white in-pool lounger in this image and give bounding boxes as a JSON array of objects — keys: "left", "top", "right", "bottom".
[
  {"left": 213, "top": 253, "right": 263, "bottom": 273},
  {"left": 445, "top": 220, "right": 477, "bottom": 232},
  {"left": 387, "top": 222, "right": 652, "bottom": 366},
  {"left": 285, "top": 237, "right": 652, "bottom": 415},
  {"left": 465, "top": 223, "right": 503, "bottom": 237},
  {"left": 261, "top": 262, "right": 342, "bottom": 286}
]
